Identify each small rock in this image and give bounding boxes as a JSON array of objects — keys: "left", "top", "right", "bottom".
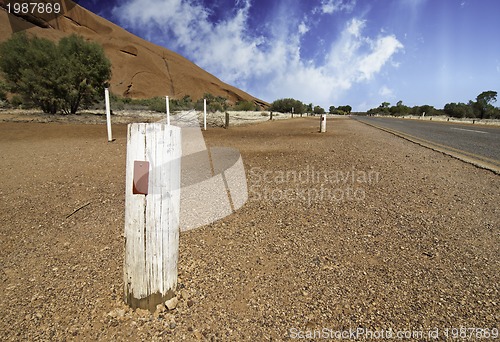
[
  {"left": 180, "top": 289, "right": 189, "bottom": 300},
  {"left": 169, "top": 322, "right": 176, "bottom": 329},
  {"left": 165, "top": 297, "right": 178, "bottom": 310},
  {"left": 156, "top": 303, "right": 165, "bottom": 313},
  {"left": 108, "top": 309, "right": 125, "bottom": 318},
  {"left": 187, "top": 300, "right": 194, "bottom": 307}
]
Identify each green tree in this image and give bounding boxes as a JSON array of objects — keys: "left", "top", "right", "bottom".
[
  {"left": 329, "top": 105, "right": 336, "bottom": 114},
  {"left": 337, "top": 105, "right": 352, "bottom": 114},
  {"left": 390, "top": 100, "right": 410, "bottom": 116},
  {"left": 57, "top": 34, "right": 111, "bottom": 114},
  {"left": 313, "top": 105, "right": 325, "bottom": 114},
  {"left": 270, "top": 98, "right": 306, "bottom": 114},
  {"left": 476, "top": 90, "right": 497, "bottom": 119},
  {"left": 419, "top": 105, "right": 436, "bottom": 116},
  {"left": 307, "top": 103, "right": 313, "bottom": 114},
  {"left": 0, "top": 33, "right": 111, "bottom": 114},
  {"left": 0, "top": 80, "right": 8, "bottom": 101},
  {"left": 443, "top": 102, "right": 475, "bottom": 118},
  {"left": 0, "top": 34, "right": 60, "bottom": 113}
]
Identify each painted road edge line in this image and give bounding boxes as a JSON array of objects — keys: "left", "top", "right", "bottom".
[{"left": 450, "top": 127, "right": 488, "bottom": 134}]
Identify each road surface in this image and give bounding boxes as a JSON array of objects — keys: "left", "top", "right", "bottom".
[{"left": 353, "top": 116, "right": 500, "bottom": 172}]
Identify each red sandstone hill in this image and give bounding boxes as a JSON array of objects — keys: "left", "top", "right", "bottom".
[{"left": 0, "top": 0, "right": 268, "bottom": 108}]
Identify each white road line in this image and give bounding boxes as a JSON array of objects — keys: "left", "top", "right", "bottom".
[{"left": 450, "top": 127, "right": 488, "bottom": 134}]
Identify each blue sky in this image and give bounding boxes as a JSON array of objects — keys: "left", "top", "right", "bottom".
[{"left": 79, "top": 0, "right": 499, "bottom": 111}]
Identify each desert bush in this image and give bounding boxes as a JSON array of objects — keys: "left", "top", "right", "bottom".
[
  {"left": 10, "top": 95, "right": 23, "bottom": 108},
  {"left": 232, "top": 100, "right": 258, "bottom": 111},
  {"left": 270, "top": 98, "right": 306, "bottom": 114},
  {"left": 0, "top": 33, "right": 111, "bottom": 114},
  {"left": 147, "top": 97, "right": 166, "bottom": 112},
  {"left": 195, "top": 93, "right": 228, "bottom": 112}
]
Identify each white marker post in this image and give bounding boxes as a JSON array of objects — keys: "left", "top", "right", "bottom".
[
  {"left": 105, "top": 88, "right": 113, "bottom": 142},
  {"left": 203, "top": 99, "right": 207, "bottom": 131},
  {"left": 320, "top": 114, "right": 326, "bottom": 133},
  {"left": 166, "top": 96, "right": 170, "bottom": 126},
  {"left": 124, "top": 123, "right": 181, "bottom": 312}
]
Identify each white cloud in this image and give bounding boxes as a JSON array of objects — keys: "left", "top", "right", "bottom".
[
  {"left": 317, "top": 0, "right": 356, "bottom": 14},
  {"left": 112, "top": 0, "right": 403, "bottom": 108},
  {"left": 298, "top": 21, "right": 309, "bottom": 35},
  {"left": 357, "top": 35, "right": 404, "bottom": 81},
  {"left": 379, "top": 85, "right": 394, "bottom": 97}
]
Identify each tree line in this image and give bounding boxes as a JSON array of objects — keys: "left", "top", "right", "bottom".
[
  {"left": 366, "top": 91, "right": 499, "bottom": 119},
  {"left": 269, "top": 98, "right": 352, "bottom": 115}
]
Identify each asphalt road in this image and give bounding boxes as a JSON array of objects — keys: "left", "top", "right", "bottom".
[{"left": 353, "top": 116, "right": 500, "bottom": 171}]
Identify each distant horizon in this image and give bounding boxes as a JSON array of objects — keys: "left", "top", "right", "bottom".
[{"left": 79, "top": 0, "right": 499, "bottom": 111}]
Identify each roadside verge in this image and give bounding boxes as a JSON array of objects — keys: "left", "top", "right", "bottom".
[{"left": 355, "top": 118, "right": 500, "bottom": 175}]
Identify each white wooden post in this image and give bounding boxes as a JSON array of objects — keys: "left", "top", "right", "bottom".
[
  {"left": 124, "top": 123, "right": 181, "bottom": 312},
  {"left": 105, "top": 88, "right": 113, "bottom": 142},
  {"left": 320, "top": 114, "right": 326, "bottom": 133},
  {"left": 203, "top": 99, "right": 207, "bottom": 130},
  {"left": 166, "top": 96, "right": 170, "bottom": 126}
]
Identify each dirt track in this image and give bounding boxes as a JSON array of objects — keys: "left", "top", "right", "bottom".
[{"left": 0, "top": 117, "right": 498, "bottom": 341}]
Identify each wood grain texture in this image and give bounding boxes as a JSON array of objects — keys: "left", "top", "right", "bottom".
[{"left": 124, "top": 123, "right": 181, "bottom": 311}]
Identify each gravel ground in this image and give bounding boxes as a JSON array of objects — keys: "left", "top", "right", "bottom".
[{"left": 0, "top": 116, "right": 498, "bottom": 341}]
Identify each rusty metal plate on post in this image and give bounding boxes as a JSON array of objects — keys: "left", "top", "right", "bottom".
[{"left": 133, "top": 161, "right": 150, "bottom": 195}]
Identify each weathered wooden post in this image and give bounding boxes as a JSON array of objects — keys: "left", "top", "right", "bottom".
[
  {"left": 203, "top": 99, "right": 207, "bottom": 131},
  {"left": 166, "top": 96, "right": 170, "bottom": 126},
  {"left": 270, "top": 111, "right": 273, "bottom": 120},
  {"left": 105, "top": 88, "right": 113, "bottom": 142},
  {"left": 225, "top": 112, "right": 229, "bottom": 129},
  {"left": 124, "top": 123, "right": 181, "bottom": 312},
  {"left": 320, "top": 114, "right": 326, "bottom": 133}
]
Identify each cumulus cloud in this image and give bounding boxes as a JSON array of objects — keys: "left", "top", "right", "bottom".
[{"left": 111, "top": 0, "right": 403, "bottom": 108}]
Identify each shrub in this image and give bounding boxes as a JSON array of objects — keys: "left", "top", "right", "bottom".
[
  {"left": 0, "top": 33, "right": 111, "bottom": 114},
  {"left": 147, "top": 97, "right": 166, "bottom": 112},
  {"left": 10, "top": 95, "right": 23, "bottom": 108},
  {"left": 232, "top": 100, "right": 258, "bottom": 111}
]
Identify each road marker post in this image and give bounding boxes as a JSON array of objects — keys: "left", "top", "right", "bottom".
[
  {"left": 203, "top": 99, "right": 207, "bottom": 130},
  {"left": 124, "top": 123, "right": 181, "bottom": 312},
  {"left": 105, "top": 88, "right": 113, "bottom": 142},
  {"left": 320, "top": 114, "right": 326, "bottom": 133},
  {"left": 166, "top": 96, "right": 170, "bottom": 126}
]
